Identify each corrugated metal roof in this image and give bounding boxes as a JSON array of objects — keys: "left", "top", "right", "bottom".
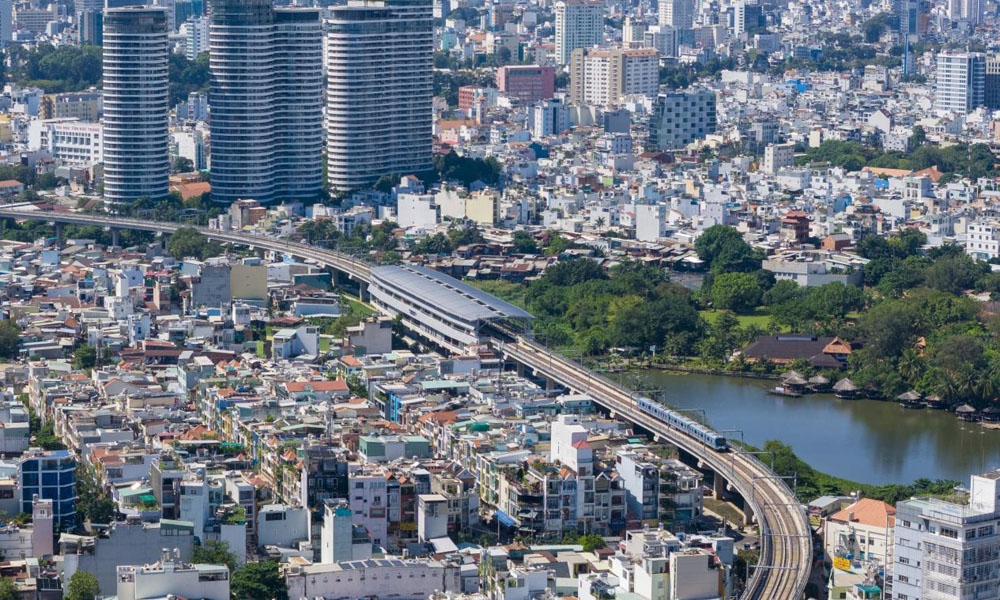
[{"left": 371, "top": 264, "right": 533, "bottom": 322}]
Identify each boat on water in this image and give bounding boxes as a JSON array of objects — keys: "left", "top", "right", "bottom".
[{"left": 768, "top": 386, "right": 802, "bottom": 398}]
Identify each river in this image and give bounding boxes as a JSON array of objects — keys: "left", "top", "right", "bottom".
[{"left": 634, "top": 370, "right": 1000, "bottom": 486}]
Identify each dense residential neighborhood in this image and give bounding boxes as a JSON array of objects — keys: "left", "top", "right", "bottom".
[{"left": 5, "top": 0, "right": 1000, "bottom": 596}]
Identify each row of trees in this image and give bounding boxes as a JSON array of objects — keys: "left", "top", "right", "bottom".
[{"left": 800, "top": 139, "right": 998, "bottom": 181}]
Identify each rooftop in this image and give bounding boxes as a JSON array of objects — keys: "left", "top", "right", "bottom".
[{"left": 371, "top": 264, "right": 533, "bottom": 322}]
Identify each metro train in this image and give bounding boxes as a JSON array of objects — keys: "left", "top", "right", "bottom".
[{"left": 635, "top": 396, "right": 729, "bottom": 452}]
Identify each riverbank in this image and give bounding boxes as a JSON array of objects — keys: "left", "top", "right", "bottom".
[{"left": 638, "top": 370, "right": 1000, "bottom": 485}]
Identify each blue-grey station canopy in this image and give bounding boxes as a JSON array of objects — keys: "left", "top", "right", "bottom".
[{"left": 370, "top": 264, "right": 534, "bottom": 322}]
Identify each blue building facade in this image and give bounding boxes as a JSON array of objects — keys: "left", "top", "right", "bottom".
[{"left": 19, "top": 450, "right": 76, "bottom": 528}]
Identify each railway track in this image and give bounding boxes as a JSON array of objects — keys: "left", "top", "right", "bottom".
[
  {"left": 0, "top": 208, "right": 811, "bottom": 598},
  {"left": 499, "top": 338, "right": 811, "bottom": 600}
]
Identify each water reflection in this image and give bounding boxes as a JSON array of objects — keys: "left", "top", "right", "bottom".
[{"left": 638, "top": 370, "right": 1000, "bottom": 484}]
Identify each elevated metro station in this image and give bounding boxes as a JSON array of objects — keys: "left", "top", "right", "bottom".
[{"left": 368, "top": 264, "right": 533, "bottom": 354}]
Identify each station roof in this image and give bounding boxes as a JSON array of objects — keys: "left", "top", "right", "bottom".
[{"left": 371, "top": 264, "right": 533, "bottom": 322}]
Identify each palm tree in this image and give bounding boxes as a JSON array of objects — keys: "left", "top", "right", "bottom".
[{"left": 594, "top": 216, "right": 606, "bottom": 230}]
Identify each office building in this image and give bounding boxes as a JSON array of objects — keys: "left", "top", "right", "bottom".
[
  {"left": 79, "top": 9, "right": 104, "bottom": 45},
  {"left": 496, "top": 65, "right": 555, "bottom": 105},
  {"left": 554, "top": 0, "right": 603, "bottom": 65},
  {"left": 894, "top": 468, "right": 1000, "bottom": 600},
  {"left": 40, "top": 91, "right": 102, "bottom": 122},
  {"left": 14, "top": 5, "right": 57, "bottom": 34},
  {"left": 659, "top": 0, "right": 693, "bottom": 30},
  {"left": 896, "top": 0, "right": 926, "bottom": 39},
  {"left": 0, "top": 0, "right": 11, "bottom": 46},
  {"left": 326, "top": 0, "right": 434, "bottom": 191},
  {"left": 19, "top": 449, "right": 77, "bottom": 528},
  {"left": 210, "top": 0, "right": 324, "bottom": 204},
  {"left": 948, "top": 0, "right": 983, "bottom": 25},
  {"left": 733, "top": 0, "right": 762, "bottom": 36},
  {"left": 28, "top": 119, "right": 104, "bottom": 165},
  {"left": 102, "top": 7, "right": 170, "bottom": 204},
  {"left": 649, "top": 90, "right": 717, "bottom": 150},
  {"left": 569, "top": 46, "right": 659, "bottom": 105},
  {"left": 986, "top": 56, "right": 1000, "bottom": 110},
  {"left": 935, "top": 51, "right": 985, "bottom": 114}
]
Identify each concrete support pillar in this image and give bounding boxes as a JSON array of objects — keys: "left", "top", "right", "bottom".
[
  {"left": 743, "top": 501, "right": 755, "bottom": 527},
  {"left": 53, "top": 222, "right": 63, "bottom": 248},
  {"left": 545, "top": 376, "right": 557, "bottom": 390},
  {"left": 713, "top": 472, "right": 727, "bottom": 499},
  {"left": 515, "top": 362, "right": 526, "bottom": 377},
  {"left": 111, "top": 228, "right": 120, "bottom": 248},
  {"left": 358, "top": 281, "right": 369, "bottom": 302}
]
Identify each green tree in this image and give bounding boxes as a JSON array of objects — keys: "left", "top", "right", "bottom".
[
  {"left": 167, "top": 226, "right": 219, "bottom": 260},
  {"left": 694, "top": 226, "right": 762, "bottom": 273},
  {"left": 511, "top": 230, "right": 538, "bottom": 254},
  {"left": 65, "top": 570, "right": 100, "bottom": 600},
  {"left": 0, "top": 578, "right": 17, "bottom": 600},
  {"left": 193, "top": 540, "right": 238, "bottom": 572},
  {"left": 72, "top": 345, "right": 97, "bottom": 370},
  {"left": 909, "top": 125, "right": 927, "bottom": 149},
  {"left": 924, "top": 254, "right": 987, "bottom": 295},
  {"left": 0, "top": 321, "right": 19, "bottom": 359},
  {"left": 231, "top": 561, "right": 288, "bottom": 600},
  {"left": 710, "top": 272, "right": 763, "bottom": 313},
  {"left": 579, "top": 534, "right": 606, "bottom": 552},
  {"left": 172, "top": 156, "right": 195, "bottom": 174}
]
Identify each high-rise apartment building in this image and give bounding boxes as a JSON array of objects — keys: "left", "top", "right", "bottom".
[
  {"left": 554, "top": 0, "right": 603, "bottom": 65},
  {"left": 659, "top": 0, "right": 694, "bottom": 30},
  {"left": 209, "top": 0, "right": 323, "bottom": 204},
  {"left": 649, "top": 90, "right": 717, "bottom": 150},
  {"left": 183, "top": 16, "right": 208, "bottom": 59},
  {"left": 569, "top": 46, "right": 660, "bottom": 105},
  {"left": 935, "top": 51, "right": 985, "bottom": 114},
  {"left": 326, "top": 0, "right": 433, "bottom": 191},
  {"left": 894, "top": 469, "right": 1000, "bottom": 600},
  {"left": 102, "top": 7, "right": 170, "bottom": 204}
]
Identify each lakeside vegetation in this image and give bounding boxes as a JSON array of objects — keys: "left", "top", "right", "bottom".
[
  {"left": 759, "top": 440, "right": 963, "bottom": 505},
  {"left": 471, "top": 224, "right": 1000, "bottom": 410}
]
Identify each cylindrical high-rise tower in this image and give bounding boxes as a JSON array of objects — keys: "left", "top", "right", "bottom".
[
  {"left": 326, "top": 0, "right": 434, "bottom": 192},
  {"left": 209, "top": 0, "right": 276, "bottom": 204},
  {"left": 102, "top": 7, "right": 169, "bottom": 204}
]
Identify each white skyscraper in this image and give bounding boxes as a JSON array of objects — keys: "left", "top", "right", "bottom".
[
  {"left": 209, "top": 0, "right": 323, "bottom": 204},
  {"left": 659, "top": 0, "right": 694, "bottom": 30},
  {"left": 326, "top": 0, "right": 433, "bottom": 191},
  {"left": 102, "top": 7, "right": 170, "bottom": 204},
  {"left": 935, "top": 51, "right": 985, "bottom": 114},
  {"left": 182, "top": 16, "right": 208, "bottom": 60},
  {"left": 554, "top": 0, "right": 603, "bottom": 65}
]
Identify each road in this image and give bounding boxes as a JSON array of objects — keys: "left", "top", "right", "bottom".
[{"left": 0, "top": 207, "right": 810, "bottom": 599}]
